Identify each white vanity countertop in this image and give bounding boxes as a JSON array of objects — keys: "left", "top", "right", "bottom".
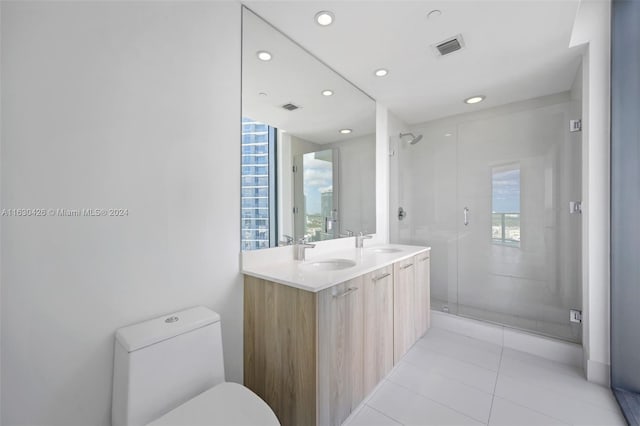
[{"left": 241, "top": 244, "right": 430, "bottom": 293}]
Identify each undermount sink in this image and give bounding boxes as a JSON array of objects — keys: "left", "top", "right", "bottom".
[
  {"left": 302, "top": 258, "right": 357, "bottom": 271},
  {"left": 367, "top": 247, "right": 402, "bottom": 254}
]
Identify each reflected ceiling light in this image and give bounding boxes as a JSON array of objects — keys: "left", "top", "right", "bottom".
[
  {"left": 315, "top": 11, "right": 334, "bottom": 26},
  {"left": 374, "top": 68, "right": 389, "bottom": 77},
  {"left": 259, "top": 92, "right": 268, "bottom": 97},
  {"left": 464, "top": 95, "right": 485, "bottom": 104},
  {"left": 444, "top": 132, "right": 453, "bottom": 137},
  {"left": 339, "top": 129, "right": 352, "bottom": 134},
  {"left": 256, "top": 51, "right": 272, "bottom": 61},
  {"left": 427, "top": 9, "right": 442, "bottom": 20},
  {"left": 321, "top": 89, "right": 334, "bottom": 96}
]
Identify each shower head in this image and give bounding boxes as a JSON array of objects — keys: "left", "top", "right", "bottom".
[
  {"left": 410, "top": 134, "right": 423, "bottom": 144},
  {"left": 399, "top": 132, "right": 423, "bottom": 145}
]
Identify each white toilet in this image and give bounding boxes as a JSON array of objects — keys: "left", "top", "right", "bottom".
[{"left": 111, "top": 306, "right": 280, "bottom": 426}]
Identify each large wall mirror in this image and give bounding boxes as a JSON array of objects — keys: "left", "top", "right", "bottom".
[{"left": 241, "top": 8, "right": 376, "bottom": 250}]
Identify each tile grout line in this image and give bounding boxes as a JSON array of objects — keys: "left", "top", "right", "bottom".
[
  {"left": 366, "top": 403, "right": 406, "bottom": 426},
  {"left": 490, "top": 347, "right": 587, "bottom": 426},
  {"left": 427, "top": 325, "right": 505, "bottom": 349},
  {"left": 414, "top": 341, "right": 502, "bottom": 373},
  {"left": 382, "top": 377, "right": 489, "bottom": 424},
  {"left": 396, "top": 357, "right": 496, "bottom": 396},
  {"left": 496, "top": 368, "right": 622, "bottom": 413},
  {"left": 412, "top": 329, "right": 623, "bottom": 426},
  {"left": 486, "top": 343, "right": 504, "bottom": 425},
  {"left": 489, "top": 395, "right": 572, "bottom": 426}
]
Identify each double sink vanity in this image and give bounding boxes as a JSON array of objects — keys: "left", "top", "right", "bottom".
[{"left": 242, "top": 241, "right": 431, "bottom": 426}]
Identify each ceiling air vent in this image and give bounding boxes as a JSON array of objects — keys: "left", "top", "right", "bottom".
[
  {"left": 282, "top": 103, "right": 300, "bottom": 111},
  {"left": 433, "top": 34, "right": 465, "bottom": 57}
]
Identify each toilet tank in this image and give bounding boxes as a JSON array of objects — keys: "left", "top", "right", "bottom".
[{"left": 112, "top": 307, "right": 225, "bottom": 426}]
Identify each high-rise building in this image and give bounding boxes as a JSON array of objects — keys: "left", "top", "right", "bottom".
[
  {"left": 320, "top": 189, "right": 333, "bottom": 219},
  {"left": 241, "top": 117, "right": 275, "bottom": 250}
]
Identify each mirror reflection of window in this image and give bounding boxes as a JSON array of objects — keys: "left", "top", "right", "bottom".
[
  {"left": 241, "top": 117, "right": 277, "bottom": 250},
  {"left": 491, "top": 163, "right": 521, "bottom": 247},
  {"left": 296, "top": 149, "right": 339, "bottom": 242}
]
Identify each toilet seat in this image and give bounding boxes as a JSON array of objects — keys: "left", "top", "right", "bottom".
[{"left": 147, "top": 382, "right": 280, "bottom": 426}]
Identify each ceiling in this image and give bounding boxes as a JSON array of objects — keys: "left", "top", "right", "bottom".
[
  {"left": 244, "top": 0, "right": 583, "bottom": 125},
  {"left": 243, "top": 8, "right": 376, "bottom": 144}
]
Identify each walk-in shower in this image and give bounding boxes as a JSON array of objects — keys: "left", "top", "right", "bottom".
[{"left": 391, "top": 92, "right": 583, "bottom": 343}]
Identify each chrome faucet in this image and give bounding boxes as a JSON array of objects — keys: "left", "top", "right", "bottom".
[
  {"left": 295, "top": 238, "right": 316, "bottom": 261},
  {"left": 355, "top": 232, "right": 373, "bottom": 248},
  {"left": 340, "top": 229, "right": 355, "bottom": 238},
  {"left": 279, "top": 234, "right": 294, "bottom": 246}
]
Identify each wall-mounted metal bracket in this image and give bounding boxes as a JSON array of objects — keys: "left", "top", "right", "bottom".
[
  {"left": 569, "top": 201, "right": 582, "bottom": 214},
  {"left": 570, "top": 119, "right": 582, "bottom": 132}
]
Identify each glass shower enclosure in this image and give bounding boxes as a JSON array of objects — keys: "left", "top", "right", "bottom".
[{"left": 391, "top": 94, "right": 583, "bottom": 343}]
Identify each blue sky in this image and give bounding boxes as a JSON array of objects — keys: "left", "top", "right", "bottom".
[
  {"left": 303, "top": 154, "right": 333, "bottom": 214},
  {"left": 492, "top": 168, "right": 520, "bottom": 213}
]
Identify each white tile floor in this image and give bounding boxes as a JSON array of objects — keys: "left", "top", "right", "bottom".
[{"left": 344, "top": 328, "right": 626, "bottom": 426}]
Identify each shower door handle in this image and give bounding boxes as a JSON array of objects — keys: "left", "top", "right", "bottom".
[{"left": 463, "top": 207, "right": 469, "bottom": 226}]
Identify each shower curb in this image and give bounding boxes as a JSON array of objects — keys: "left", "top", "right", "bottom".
[{"left": 431, "top": 310, "right": 583, "bottom": 368}]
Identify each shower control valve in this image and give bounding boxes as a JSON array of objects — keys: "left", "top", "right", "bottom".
[{"left": 398, "top": 207, "right": 407, "bottom": 221}]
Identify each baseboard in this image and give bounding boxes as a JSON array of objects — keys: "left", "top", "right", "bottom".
[
  {"left": 431, "top": 310, "right": 583, "bottom": 368},
  {"left": 587, "top": 359, "right": 610, "bottom": 386}
]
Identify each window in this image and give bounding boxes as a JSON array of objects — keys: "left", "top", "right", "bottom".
[
  {"left": 241, "top": 117, "right": 276, "bottom": 250},
  {"left": 491, "top": 163, "right": 521, "bottom": 246}
]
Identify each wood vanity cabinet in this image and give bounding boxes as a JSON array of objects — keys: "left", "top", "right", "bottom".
[
  {"left": 414, "top": 252, "right": 431, "bottom": 337},
  {"left": 393, "top": 253, "right": 432, "bottom": 362},
  {"left": 244, "top": 276, "right": 317, "bottom": 426},
  {"left": 243, "top": 252, "right": 429, "bottom": 426},
  {"left": 362, "top": 265, "right": 394, "bottom": 397},
  {"left": 393, "top": 259, "right": 416, "bottom": 362},
  {"left": 317, "top": 276, "right": 364, "bottom": 426}
]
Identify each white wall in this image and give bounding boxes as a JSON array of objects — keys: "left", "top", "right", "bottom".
[
  {"left": 374, "top": 104, "right": 392, "bottom": 244},
  {"left": 328, "top": 134, "right": 376, "bottom": 235},
  {"left": 277, "top": 131, "right": 293, "bottom": 242},
  {"left": 386, "top": 110, "right": 409, "bottom": 245},
  {"left": 1, "top": 2, "right": 242, "bottom": 425},
  {"left": 570, "top": 0, "right": 611, "bottom": 386},
  {"left": 0, "top": 2, "right": 3, "bottom": 420}
]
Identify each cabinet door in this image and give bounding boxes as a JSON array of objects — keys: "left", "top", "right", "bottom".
[
  {"left": 363, "top": 265, "right": 394, "bottom": 397},
  {"left": 393, "top": 259, "right": 416, "bottom": 363},
  {"left": 414, "top": 252, "right": 431, "bottom": 338},
  {"left": 317, "top": 276, "right": 364, "bottom": 426}
]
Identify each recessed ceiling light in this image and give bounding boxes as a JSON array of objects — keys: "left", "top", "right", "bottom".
[
  {"left": 427, "top": 9, "right": 442, "bottom": 20},
  {"left": 315, "top": 11, "right": 334, "bottom": 26},
  {"left": 464, "top": 95, "right": 485, "bottom": 104},
  {"left": 374, "top": 68, "right": 389, "bottom": 77},
  {"left": 444, "top": 132, "right": 453, "bottom": 137},
  {"left": 321, "top": 89, "right": 334, "bottom": 96},
  {"left": 256, "top": 51, "right": 272, "bottom": 61},
  {"left": 339, "top": 129, "right": 352, "bottom": 134}
]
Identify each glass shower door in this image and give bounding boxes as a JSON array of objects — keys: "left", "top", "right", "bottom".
[
  {"left": 456, "top": 101, "right": 583, "bottom": 343},
  {"left": 393, "top": 123, "right": 460, "bottom": 315}
]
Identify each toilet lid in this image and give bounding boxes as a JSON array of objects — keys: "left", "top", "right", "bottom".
[{"left": 147, "top": 382, "right": 280, "bottom": 426}]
